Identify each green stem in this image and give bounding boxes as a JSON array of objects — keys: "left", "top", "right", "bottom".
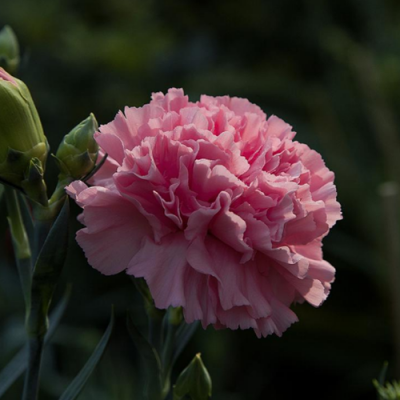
[
  {"left": 22, "top": 198, "right": 66, "bottom": 400},
  {"left": 4, "top": 186, "right": 32, "bottom": 307},
  {"left": 4, "top": 187, "right": 31, "bottom": 259},
  {"left": 149, "top": 314, "right": 164, "bottom": 356},
  {"left": 161, "top": 322, "right": 179, "bottom": 397},
  {"left": 31, "top": 196, "right": 65, "bottom": 263},
  {"left": 162, "top": 308, "right": 182, "bottom": 380},
  {"left": 48, "top": 177, "right": 72, "bottom": 206},
  {"left": 22, "top": 337, "right": 44, "bottom": 400}
]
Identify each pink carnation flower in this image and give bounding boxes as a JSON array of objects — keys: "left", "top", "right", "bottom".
[{"left": 67, "top": 88, "right": 341, "bottom": 338}]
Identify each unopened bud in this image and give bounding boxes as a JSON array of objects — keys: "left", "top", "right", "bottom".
[
  {"left": 0, "top": 68, "right": 48, "bottom": 191},
  {"left": 0, "top": 25, "right": 20, "bottom": 74},
  {"left": 173, "top": 353, "right": 212, "bottom": 400},
  {"left": 55, "top": 114, "right": 98, "bottom": 180}
]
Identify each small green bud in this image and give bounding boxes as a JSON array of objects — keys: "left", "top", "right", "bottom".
[
  {"left": 373, "top": 379, "right": 400, "bottom": 400},
  {"left": 0, "top": 26, "right": 20, "bottom": 74},
  {"left": 169, "top": 306, "right": 183, "bottom": 326},
  {"left": 55, "top": 113, "right": 99, "bottom": 180},
  {"left": 173, "top": 353, "right": 212, "bottom": 400},
  {"left": 0, "top": 68, "right": 48, "bottom": 191}
]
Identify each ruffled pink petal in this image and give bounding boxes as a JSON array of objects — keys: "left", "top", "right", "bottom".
[
  {"left": 94, "top": 133, "right": 125, "bottom": 165},
  {"left": 151, "top": 88, "right": 189, "bottom": 112},
  {"left": 255, "top": 298, "right": 299, "bottom": 338},
  {"left": 67, "top": 183, "right": 152, "bottom": 275},
  {"left": 183, "top": 268, "right": 218, "bottom": 326},
  {"left": 127, "top": 233, "right": 189, "bottom": 308}
]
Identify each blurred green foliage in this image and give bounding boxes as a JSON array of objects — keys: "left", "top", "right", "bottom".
[{"left": 1, "top": 0, "right": 400, "bottom": 399}]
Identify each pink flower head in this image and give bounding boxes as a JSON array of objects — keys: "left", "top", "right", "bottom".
[{"left": 67, "top": 88, "right": 341, "bottom": 338}]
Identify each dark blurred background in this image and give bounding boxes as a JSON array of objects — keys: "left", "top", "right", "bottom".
[{"left": 1, "top": 0, "right": 400, "bottom": 399}]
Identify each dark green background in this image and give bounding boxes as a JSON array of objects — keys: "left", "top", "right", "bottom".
[{"left": 1, "top": 0, "right": 400, "bottom": 399}]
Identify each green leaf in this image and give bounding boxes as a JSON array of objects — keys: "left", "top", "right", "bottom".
[
  {"left": 17, "top": 192, "right": 35, "bottom": 259},
  {"left": 27, "top": 197, "right": 69, "bottom": 338},
  {"left": 0, "top": 286, "right": 71, "bottom": 397},
  {"left": 127, "top": 312, "right": 164, "bottom": 399},
  {"left": 0, "top": 183, "right": 4, "bottom": 200},
  {"left": 59, "top": 308, "right": 115, "bottom": 400}
]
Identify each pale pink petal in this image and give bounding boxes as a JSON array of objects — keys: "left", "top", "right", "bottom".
[
  {"left": 73, "top": 186, "right": 152, "bottom": 275},
  {"left": 127, "top": 233, "right": 189, "bottom": 308},
  {"left": 94, "top": 133, "right": 125, "bottom": 165}
]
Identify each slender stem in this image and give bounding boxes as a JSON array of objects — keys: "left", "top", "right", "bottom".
[
  {"left": 162, "top": 323, "right": 176, "bottom": 370},
  {"left": 4, "top": 187, "right": 31, "bottom": 259},
  {"left": 162, "top": 308, "right": 181, "bottom": 378},
  {"left": 149, "top": 315, "right": 164, "bottom": 356},
  {"left": 22, "top": 202, "right": 55, "bottom": 400},
  {"left": 22, "top": 337, "right": 44, "bottom": 400},
  {"left": 133, "top": 278, "right": 165, "bottom": 355},
  {"left": 3, "top": 187, "right": 47, "bottom": 400},
  {"left": 31, "top": 197, "right": 65, "bottom": 263},
  {"left": 161, "top": 322, "right": 178, "bottom": 397},
  {"left": 4, "top": 186, "right": 32, "bottom": 307},
  {"left": 48, "top": 177, "right": 72, "bottom": 206}
]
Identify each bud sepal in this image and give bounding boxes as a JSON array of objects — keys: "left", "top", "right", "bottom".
[
  {"left": 173, "top": 353, "right": 212, "bottom": 400},
  {"left": 55, "top": 113, "right": 99, "bottom": 180}
]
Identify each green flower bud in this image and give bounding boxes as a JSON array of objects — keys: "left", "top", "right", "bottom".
[
  {"left": 55, "top": 113, "right": 99, "bottom": 180},
  {"left": 173, "top": 353, "right": 212, "bottom": 400},
  {"left": 0, "top": 25, "right": 20, "bottom": 74},
  {"left": 0, "top": 68, "right": 48, "bottom": 191},
  {"left": 169, "top": 306, "right": 183, "bottom": 326}
]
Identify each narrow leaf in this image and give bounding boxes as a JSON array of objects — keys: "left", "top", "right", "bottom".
[
  {"left": 0, "top": 286, "right": 71, "bottom": 397},
  {"left": 17, "top": 192, "right": 34, "bottom": 251},
  {"left": 173, "top": 322, "right": 199, "bottom": 365},
  {"left": 59, "top": 308, "right": 115, "bottom": 400},
  {"left": 0, "top": 345, "right": 27, "bottom": 398},
  {"left": 28, "top": 197, "right": 69, "bottom": 338},
  {"left": 46, "top": 285, "right": 72, "bottom": 340},
  {"left": 13, "top": 256, "right": 32, "bottom": 310},
  {"left": 379, "top": 361, "right": 389, "bottom": 385}
]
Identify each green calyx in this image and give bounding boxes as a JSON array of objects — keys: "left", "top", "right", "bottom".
[
  {"left": 0, "top": 25, "right": 20, "bottom": 74},
  {"left": 55, "top": 113, "right": 99, "bottom": 180},
  {"left": 0, "top": 143, "right": 48, "bottom": 188}
]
